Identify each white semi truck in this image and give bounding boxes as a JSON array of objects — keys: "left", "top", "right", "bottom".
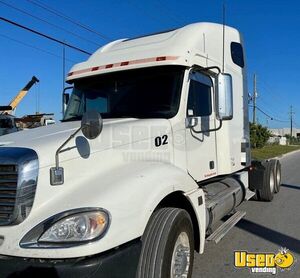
[{"left": 0, "top": 23, "right": 281, "bottom": 278}]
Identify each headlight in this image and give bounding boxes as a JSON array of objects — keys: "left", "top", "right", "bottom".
[
  {"left": 39, "top": 210, "right": 109, "bottom": 243},
  {"left": 20, "top": 208, "right": 110, "bottom": 248}
]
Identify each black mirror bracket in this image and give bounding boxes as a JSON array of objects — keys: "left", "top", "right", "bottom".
[
  {"left": 50, "top": 126, "right": 82, "bottom": 186},
  {"left": 190, "top": 119, "right": 223, "bottom": 134},
  {"left": 50, "top": 111, "right": 103, "bottom": 186}
]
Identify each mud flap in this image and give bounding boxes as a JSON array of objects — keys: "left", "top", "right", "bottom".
[{"left": 249, "top": 160, "right": 266, "bottom": 190}]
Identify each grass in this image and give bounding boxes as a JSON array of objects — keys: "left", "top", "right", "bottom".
[{"left": 251, "top": 144, "right": 300, "bottom": 160}]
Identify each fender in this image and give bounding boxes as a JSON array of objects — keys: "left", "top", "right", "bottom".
[
  {"left": 90, "top": 161, "right": 200, "bottom": 250},
  {"left": 0, "top": 161, "right": 200, "bottom": 259},
  {"left": 184, "top": 188, "right": 206, "bottom": 254}
]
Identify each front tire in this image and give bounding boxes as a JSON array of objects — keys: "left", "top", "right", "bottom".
[{"left": 136, "top": 208, "right": 194, "bottom": 278}]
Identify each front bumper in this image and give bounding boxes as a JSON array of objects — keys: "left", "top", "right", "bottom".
[{"left": 0, "top": 239, "right": 141, "bottom": 278}]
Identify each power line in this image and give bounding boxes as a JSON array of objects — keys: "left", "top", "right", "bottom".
[
  {"left": 154, "top": 0, "right": 186, "bottom": 25},
  {"left": 250, "top": 73, "right": 292, "bottom": 124},
  {"left": 293, "top": 121, "right": 300, "bottom": 129},
  {"left": 249, "top": 105, "right": 289, "bottom": 123},
  {"left": 127, "top": 0, "right": 172, "bottom": 26},
  {"left": 257, "top": 106, "right": 289, "bottom": 122},
  {"left": 152, "top": 0, "right": 183, "bottom": 25},
  {"left": 257, "top": 97, "right": 281, "bottom": 117},
  {"left": 0, "top": 33, "right": 76, "bottom": 63},
  {"left": 26, "top": 0, "right": 112, "bottom": 41},
  {"left": 0, "top": 0, "right": 101, "bottom": 47},
  {"left": 249, "top": 73, "right": 286, "bottom": 114},
  {"left": 0, "top": 16, "right": 91, "bottom": 55},
  {"left": 257, "top": 79, "right": 287, "bottom": 114}
]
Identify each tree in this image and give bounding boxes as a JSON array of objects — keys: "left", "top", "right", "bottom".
[{"left": 250, "top": 123, "right": 271, "bottom": 148}]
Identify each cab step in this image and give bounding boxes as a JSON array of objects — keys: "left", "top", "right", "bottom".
[
  {"left": 206, "top": 211, "right": 246, "bottom": 244},
  {"left": 245, "top": 189, "right": 256, "bottom": 200}
]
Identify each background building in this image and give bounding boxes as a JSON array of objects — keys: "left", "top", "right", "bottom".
[{"left": 269, "top": 128, "right": 300, "bottom": 138}]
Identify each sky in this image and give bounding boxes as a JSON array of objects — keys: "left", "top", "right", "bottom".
[{"left": 0, "top": 0, "right": 299, "bottom": 129}]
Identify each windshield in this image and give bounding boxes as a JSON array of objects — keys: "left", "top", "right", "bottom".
[
  {"left": 63, "top": 66, "right": 185, "bottom": 121},
  {"left": 0, "top": 118, "right": 13, "bottom": 129}
]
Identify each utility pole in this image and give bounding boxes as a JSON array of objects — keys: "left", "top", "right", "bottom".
[
  {"left": 252, "top": 74, "right": 257, "bottom": 124},
  {"left": 62, "top": 42, "right": 66, "bottom": 91},
  {"left": 289, "top": 105, "right": 295, "bottom": 140}
]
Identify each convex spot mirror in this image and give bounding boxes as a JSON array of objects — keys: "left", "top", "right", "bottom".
[
  {"left": 81, "top": 111, "right": 103, "bottom": 140},
  {"left": 216, "top": 73, "right": 233, "bottom": 120}
]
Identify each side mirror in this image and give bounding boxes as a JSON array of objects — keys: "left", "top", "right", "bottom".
[
  {"left": 81, "top": 111, "right": 103, "bottom": 140},
  {"left": 216, "top": 73, "right": 233, "bottom": 120},
  {"left": 50, "top": 110, "right": 103, "bottom": 186}
]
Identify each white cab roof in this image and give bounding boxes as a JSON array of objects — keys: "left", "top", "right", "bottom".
[{"left": 67, "top": 22, "right": 242, "bottom": 82}]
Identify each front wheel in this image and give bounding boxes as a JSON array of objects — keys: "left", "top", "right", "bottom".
[{"left": 136, "top": 208, "right": 194, "bottom": 278}]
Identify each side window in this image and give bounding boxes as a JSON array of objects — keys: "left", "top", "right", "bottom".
[
  {"left": 187, "top": 73, "right": 212, "bottom": 117},
  {"left": 231, "top": 42, "right": 244, "bottom": 68}
]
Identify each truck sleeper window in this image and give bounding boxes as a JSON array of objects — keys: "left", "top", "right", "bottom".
[{"left": 63, "top": 66, "right": 185, "bottom": 121}]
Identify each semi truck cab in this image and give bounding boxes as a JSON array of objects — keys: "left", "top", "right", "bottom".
[
  {"left": 0, "top": 115, "right": 18, "bottom": 136},
  {"left": 0, "top": 22, "right": 280, "bottom": 278}
]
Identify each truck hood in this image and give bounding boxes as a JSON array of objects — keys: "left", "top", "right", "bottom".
[{"left": 0, "top": 118, "right": 172, "bottom": 168}]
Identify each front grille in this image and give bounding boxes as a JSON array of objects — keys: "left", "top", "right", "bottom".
[{"left": 0, "top": 164, "right": 18, "bottom": 224}]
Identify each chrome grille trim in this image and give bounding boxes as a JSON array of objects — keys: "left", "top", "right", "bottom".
[
  {"left": 0, "top": 147, "right": 38, "bottom": 226},
  {"left": 0, "top": 164, "right": 18, "bottom": 224}
]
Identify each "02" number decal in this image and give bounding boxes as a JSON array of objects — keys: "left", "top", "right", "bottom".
[{"left": 155, "top": 135, "right": 168, "bottom": 147}]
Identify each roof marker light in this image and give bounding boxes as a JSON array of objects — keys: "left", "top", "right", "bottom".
[
  {"left": 121, "top": 61, "right": 129, "bottom": 66},
  {"left": 67, "top": 56, "right": 179, "bottom": 77},
  {"left": 156, "top": 56, "right": 167, "bottom": 61}
]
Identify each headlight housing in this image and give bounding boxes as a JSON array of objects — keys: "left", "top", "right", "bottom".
[
  {"left": 39, "top": 211, "right": 109, "bottom": 243},
  {"left": 20, "top": 208, "right": 110, "bottom": 248}
]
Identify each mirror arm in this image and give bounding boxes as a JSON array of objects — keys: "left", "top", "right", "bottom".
[
  {"left": 55, "top": 126, "right": 82, "bottom": 169},
  {"left": 190, "top": 119, "right": 223, "bottom": 134},
  {"left": 63, "top": 86, "right": 73, "bottom": 93}
]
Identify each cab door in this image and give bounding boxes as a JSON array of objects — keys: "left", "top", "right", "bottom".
[{"left": 185, "top": 71, "right": 218, "bottom": 181}]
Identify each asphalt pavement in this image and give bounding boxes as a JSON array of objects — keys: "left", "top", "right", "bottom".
[{"left": 192, "top": 150, "right": 300, "bottom": 278}]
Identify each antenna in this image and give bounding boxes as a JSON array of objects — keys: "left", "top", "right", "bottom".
[{"left": 222, "top": 1, "right": 226, "bottom": 73}]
